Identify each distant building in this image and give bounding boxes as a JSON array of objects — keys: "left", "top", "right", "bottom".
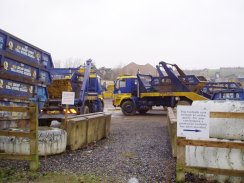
[
  {"left": 224, "top": 74, "right": 238, "bottom": 82},
  {"left": 237, "top": 76, "right": 244, "bottom": 87},
  {"left": 120, "top": 62, "right": 157, "bottom": 76}
]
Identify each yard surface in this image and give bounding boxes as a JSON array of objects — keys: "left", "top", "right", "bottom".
[{"left": 0, "top": 99, "right": 176, "bottom": 183}]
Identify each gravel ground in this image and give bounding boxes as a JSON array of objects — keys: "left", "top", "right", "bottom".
[{"left": 0, "top": 99, "right": 176, "bottom": 182}]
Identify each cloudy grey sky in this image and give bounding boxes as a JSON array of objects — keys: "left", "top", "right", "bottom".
[{"left": 1, "top": 0, "right": 244, "bottom": 69}]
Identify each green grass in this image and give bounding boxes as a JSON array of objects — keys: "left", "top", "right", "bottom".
[{"left": 0, "top": 168, "right": 103, "bottom": 183}]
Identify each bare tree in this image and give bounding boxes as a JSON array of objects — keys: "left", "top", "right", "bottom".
[
  {"left": 53, "top": 59, "right": 62, "bottom": 68},
  {"left": 61, "top": 57, "right": 87, "bottom": 68},
  {"left": 111, "top": 67, "right": 123, "bottom": 80}
]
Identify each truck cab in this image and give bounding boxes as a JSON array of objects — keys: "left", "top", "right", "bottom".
[{"left": 113, "top": 75, "right": 137, "bottom": 107}]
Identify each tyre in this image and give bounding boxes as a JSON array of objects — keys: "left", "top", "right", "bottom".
[
  {"left": 90, "top": 100, "right": 103, "bottom": 113},
  {"left": 121, "top": 100, "right": 136, "bottom": 116},
  {"left": 0, "top": 127, "right": 67, "bottom": 156}
]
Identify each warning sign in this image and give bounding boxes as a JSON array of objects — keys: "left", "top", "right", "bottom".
[
  {"left": 62, "top": 92, "right": 75, "bottom": 105},
  {"left": 177, "top": 106, "right": 210, "bottom": 139}
]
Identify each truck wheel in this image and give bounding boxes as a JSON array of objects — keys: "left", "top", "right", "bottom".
[
  {"left": 138, "top": 109, "right": 149, "bottom": 114},
  {"left": 121, "top": 100, "right": 136, "bottom": 116}
]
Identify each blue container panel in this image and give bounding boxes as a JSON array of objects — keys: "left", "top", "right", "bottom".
[
  {"left": 0, "top": 56, "right": 52, "bottom": 84},
  {"left": 1, "top": 56, "right": 37, "bottom": 79},
  {"left": 0, "top": 84, "right": 48, "bottom": 111},
  {"left": 0, "top": 29, "right": 54, "bottom": 69},
  {"left": 0, "top": 32, "right": 6, "bottom": 50},
  {"left": 49, "top": 68, "right": 81, "bottom": 79},
  {"left": 42, "top": 53, "right": 53, "bottom": 68},
  {"left": 6, "top": 37, "right": 41, "bottom": 64},
  {"left": 0, "top": 78, "right": 34, "bottom": 98}
]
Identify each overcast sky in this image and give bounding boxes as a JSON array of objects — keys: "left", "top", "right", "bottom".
[{"left": 1, "top": 0, "right": 244, "bottom": 69}]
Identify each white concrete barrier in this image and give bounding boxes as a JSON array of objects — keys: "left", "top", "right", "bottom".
[
  {"left": 192, "top": 100, "right": 244, "bottom": 140},
  {"left": 186, "top": 100, "right": 244, "bottom": 183},
  {"left": 0, "top": 127, "right": 67, "bottom": 156}
]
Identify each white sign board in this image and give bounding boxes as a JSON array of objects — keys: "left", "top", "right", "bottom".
[
  {"left": 177, "top": 106, "right": 210, "bottom": 139},
  {"left": 62, "top": 92, "right": 75, "bottom": 105}
]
